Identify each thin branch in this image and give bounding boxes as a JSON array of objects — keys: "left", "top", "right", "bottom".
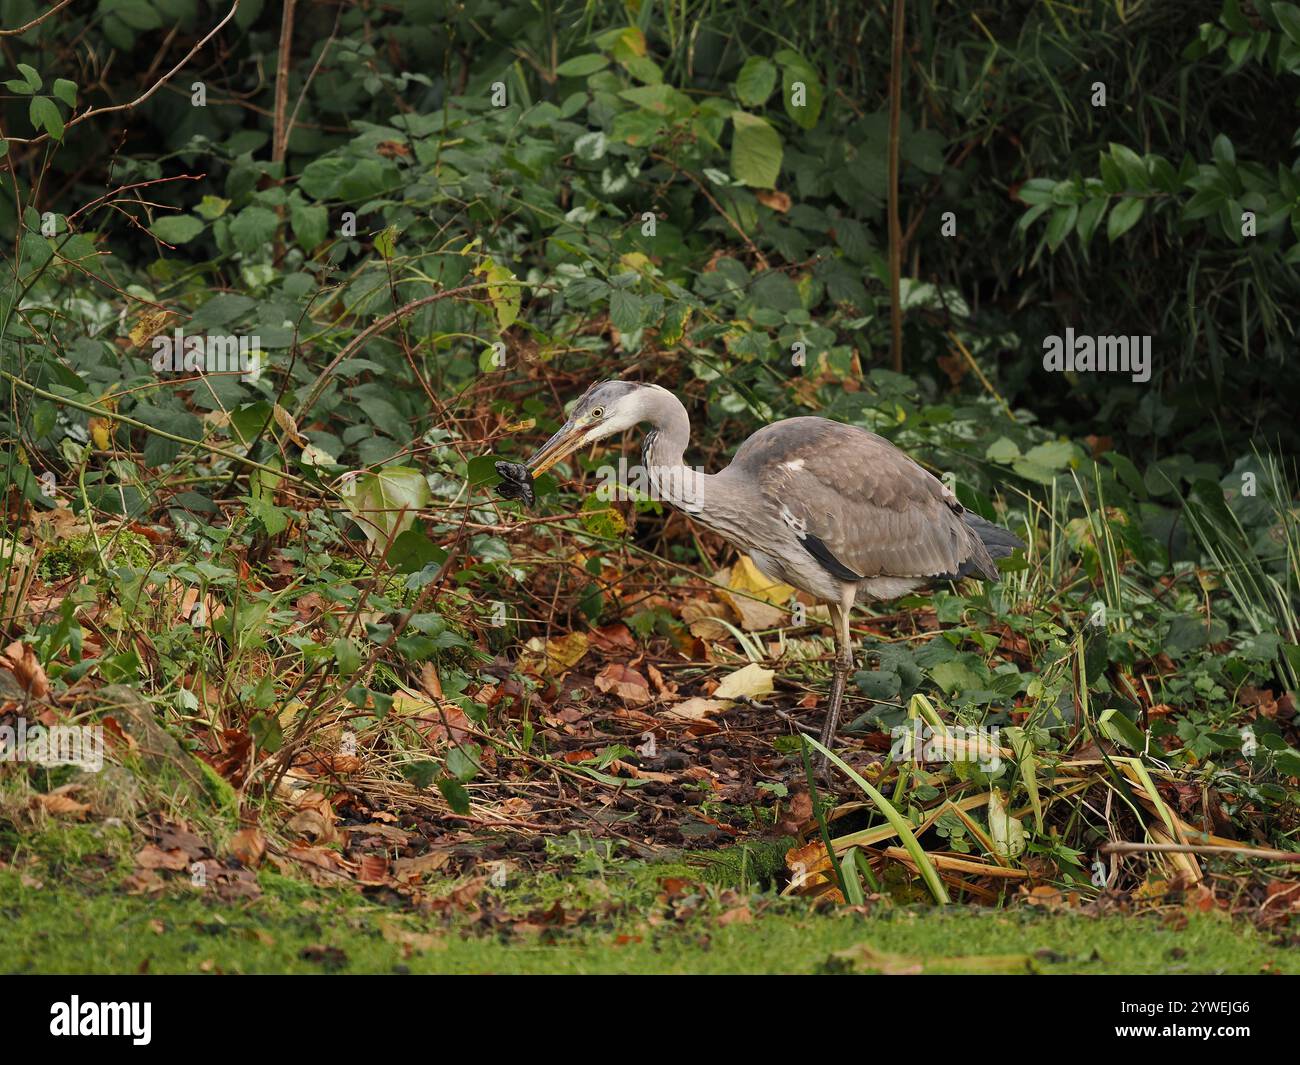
[
  {"left": 1100, "top": 841, "right": 1300, "bottom": 863},
  {"left": 3, "top": 1, "right": 240, "bottom": 145},
  {"left": 293, "top": 282, "right": 498, "bottom": 421},
  {"left": 0, "top": 0, "right": 74, "bottom": 36},
  {"left": 886, "top": 0, "right": 906, "bottom": 373}
]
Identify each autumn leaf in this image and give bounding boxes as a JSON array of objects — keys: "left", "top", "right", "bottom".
[{"left": 595, "top": 662, "right": 653, "bottom": 705}]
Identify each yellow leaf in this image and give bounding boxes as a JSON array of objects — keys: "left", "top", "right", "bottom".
[
  {"left": 520, "top": 632, "right": 590, "bottom": 676},
  {"left": 713, "top": 663, "right": 775, "bottom": 702},
  {"left": 129, "top": 310, "right": 172, "bottom": 347},
  {"left": 88, "top": 417, "right": 113, "bottom": 450}
]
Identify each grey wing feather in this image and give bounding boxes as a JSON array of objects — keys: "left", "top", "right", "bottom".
[{"left": 733, "top": 418, "right": 1003, "bottom": 583}]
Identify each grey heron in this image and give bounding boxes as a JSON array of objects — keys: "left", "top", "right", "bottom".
[{"left": 510, "top": 380, "right": 1023, "bottom": 768}]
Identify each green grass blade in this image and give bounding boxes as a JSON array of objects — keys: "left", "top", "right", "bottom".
[{"left": 805, "top": 736, "right": 950, "bottom": 904}]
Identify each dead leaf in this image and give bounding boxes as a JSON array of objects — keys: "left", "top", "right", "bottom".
[
  {"left": 135, "top": 845, "right": 189, "bottom": 871},
  {"left": 660, "top": 697, "right": 728, "bottom": 722},
  {"left": 230, "top": 827, "right": 267, "bottom": 868},
  {"left": 30, "top": 791, "right": 92, "bottom": 819},
  {"left": 680, "top": 599, "right": 731, "bottom": 641},
  {"left": 595, "top": 662, "right": 653, "bottom": 706},
  {"left": 520, "top": 632, "right": 590, "bottom": 676},
  {"left": 0, "top": 640, "right": 50, "bottom": 698},
  {"left": 717, "top": 557, "right": 795, "bottom": 632},
  {"left": 713, "top": 663, "right": 775, "bottom": 703}
]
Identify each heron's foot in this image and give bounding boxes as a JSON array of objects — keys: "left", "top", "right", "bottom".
[{"left": 737, "top": 695, "right": 775, "bottom": 712}]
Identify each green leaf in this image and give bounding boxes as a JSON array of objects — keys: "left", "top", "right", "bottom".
[
  {"left": 1275, "top": 3, "right": 1300, "bottom": 43},
  {"left": 730, "top": 110, "right": 782, "bottom": 189},
  {"left": 290, "top": 199, "right": 327, "bottom": 250},
  {"left": 1098, "top": 708, "right": 1146, "bottom": 752},
  {"left": 112, "top": 0, "right": 164, "bottom": 30},
  {"left": 52, "top": 79, "right": 76, "bottom": 108},
  {"left": 343, "top": 466, "right": 432, "bottom": 549},
  {"left": 556, "top": 53, "right": 608, "bottom": 77},
  {"left": 149, "top": 215, "right": 205, "bottom": 245},
  {"left": 609, "top": 288, "right": 645, "bottom": 333},
  {"left": 17, "top": 63, "right": 41, "bottom": 90},
  {"left": 194, "top": 195, "right": 230, "bottom": 221},
  {"left": 401, "top": 760, "right": 438, "bottom": 789},
  {"left": 333, "top": 636, "right": 362, "bottom": 675},
  {"left": 1075, "top": 196, "right": 1108, "bottom": 248},
  {"left": 1107, "top": 197, "right": 1145, "bottom": 241},
  {"left": 734, "top": 56, "right": 777, "bottom": 107},
  {"left": 573, "top": 130, "right": 607, "bottom": 162},
  {"left": 437, "top": 778, "right": 471, "bottom": 813},
  {"left": 1108, "top": 143, "right": 1149, "bottom": 189},
  {"left": 388, "top": 528, "right": 444, "bottom": 574},
  {"left": 29, "top": 96, "right": 63, "bottom": 140},
  {"left": 776, "top": 51, "right": 823, "bottom": 129},
  {"left": 229, "top": 206, "right": 279, "bottom": 254},
  {"left": 1045, "top": 205, "right": 1078, "bottom": 251}
]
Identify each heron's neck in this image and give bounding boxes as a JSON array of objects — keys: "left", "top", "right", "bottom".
[
  {"left": 640, "top": 387, "right": 690, "bottom": 470},
  {"left": 639, "top": 388, "right": 704, "bottom": 512}
]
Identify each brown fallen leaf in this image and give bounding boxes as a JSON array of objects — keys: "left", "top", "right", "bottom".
[
  {"left": 357, "top": 853, "right": 390, "bottom": 885},
  {"left": 135, "top": 845, "right": 190, "bottom": 871},
  {"left": 0, "top": 640, "right": 50, "bottom": 698},
  {"left": 595, "top": 662, "right": 653, "bottom": 706},
  {"left": 230, "top": 827, "right": 267, "bottom": 868},
  {"left": 30, "top": 788, "right": 91, "bottom": 820},
  {"left": 660, "top": 697, "right": 728, "bottom": 722}
]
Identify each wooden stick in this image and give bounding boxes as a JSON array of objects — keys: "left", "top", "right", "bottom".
[{"left": 1101, "top": 841, "right": 1300, "bottom": 863}]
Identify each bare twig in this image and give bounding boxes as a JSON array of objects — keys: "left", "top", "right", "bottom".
[
  {"left": 1100, "top": 842, "right": 1300, "bottom": 863},
  {"left": 0, "top": 0, "right": 74, "bottom": 36},
  {"left": 886, "top": 0, "right": 906, "bottom": 373},
  {"left": 4, "top": 2, "right": 240, "bottom": 145}
]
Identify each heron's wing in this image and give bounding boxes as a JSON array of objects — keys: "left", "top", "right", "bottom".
[{"left": 732, "top": 418, "right": 998, "bottom": 582}]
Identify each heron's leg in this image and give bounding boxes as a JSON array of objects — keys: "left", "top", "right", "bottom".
[{"left": 817, "top": 599, "right": 856, "bottom": 775}]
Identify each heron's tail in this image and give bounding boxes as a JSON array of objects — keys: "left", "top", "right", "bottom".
[{"left": 964, "top": 512, "right": 1025, "bottom": 560}]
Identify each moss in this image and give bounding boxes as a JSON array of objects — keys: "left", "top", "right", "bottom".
[{"left": 36, "top": 530, "right": 154, "bottom": 581}]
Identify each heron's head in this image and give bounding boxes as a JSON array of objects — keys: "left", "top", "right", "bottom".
[{"left": 526, "top": 380, "right": 658, "bottom": 477}]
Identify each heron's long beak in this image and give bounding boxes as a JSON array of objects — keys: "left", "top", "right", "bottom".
[{"left": 526, "top": 420, "right": 587, "bottom": 478}]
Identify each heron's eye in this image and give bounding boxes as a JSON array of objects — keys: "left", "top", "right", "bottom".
[{"left": 589, "top": 406, "right": 605, "bottom": 419}]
